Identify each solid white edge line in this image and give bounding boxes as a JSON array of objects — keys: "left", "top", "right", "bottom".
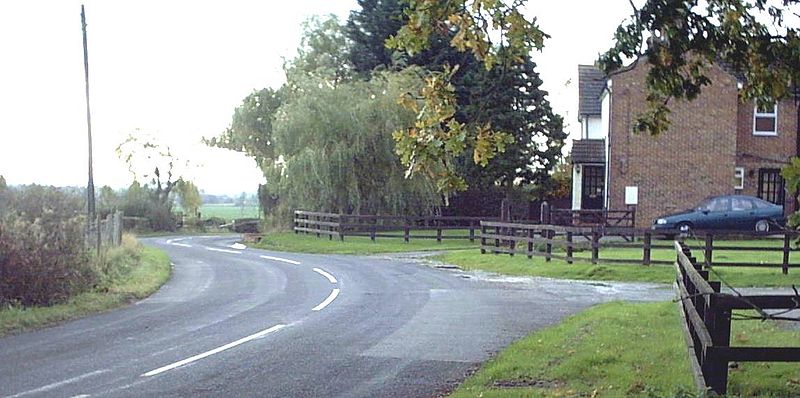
[
  {"left": 259, "top": 255, "right": 301, "bottom": 265},
  {"left": 141, "top": 324, "right": 287, "bottom": 377},
  {"left": 312, "top": 288, "right": 340, "bottom": 311},
  {"left": 171, "top": 243, "right": 193, "bottom": 248},
  {"left": 7, "top": 369, "right": 110, "bottom": 398},
  {"left": 312, "top": 268, "right": 338, "bottom": 284},
  {"left": 205, "top": 247, "right": 242, "bottom": 254}
]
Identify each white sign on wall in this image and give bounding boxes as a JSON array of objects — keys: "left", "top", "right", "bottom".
[{"left": 625, "top": 186, "right": 638, "bottom": 205}]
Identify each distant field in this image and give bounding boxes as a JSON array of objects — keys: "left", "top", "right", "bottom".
[{"left": 198, "top": 204, "right": 260, "bottom": 221}]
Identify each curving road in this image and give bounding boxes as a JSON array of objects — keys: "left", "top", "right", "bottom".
[{"left": 0, "top": 236, "right": 671, "bottom": 397}]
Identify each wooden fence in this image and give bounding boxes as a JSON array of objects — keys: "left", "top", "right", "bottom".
[
  {"left": 674, "top": 241, "right": 800, "bottom": 395},
  {"left": 548, "top": 208, "right": 636, "bottom": 228},
  {"left": 480, "top": 221, "right": 799, "bottom": 271},
  {"left": 293, "top": 210, "right": 494, "bottom": 242}
]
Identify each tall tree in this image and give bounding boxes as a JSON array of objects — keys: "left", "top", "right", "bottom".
[
  {"left": 176, "top": 180, "right": 202, "bottom": 217},
  {"left": 347, "top": 0, "right": 564, "bottom": 195},
  {"left": 459, "top": 54, "right": 565, "bottom": 192}
]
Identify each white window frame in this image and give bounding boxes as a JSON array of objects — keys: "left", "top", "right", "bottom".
[
  {"left": 734, "top": 167, "right": 745, "bottom": 190},
  {"left": 753, "top": 103, "right": 778, "bottom": 136}
]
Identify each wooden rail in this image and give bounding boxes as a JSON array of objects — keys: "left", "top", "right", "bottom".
[
  {"left": 549, "top": 208, "right": 635, "bottom": 228},
  {"left": 674, "top": 241, "right": 800, "bottom": 395},
  {"left": 481, "top": 222, "right": 799, "bottom": 270},
  {"left": 479, "top": 221, "right": 593, "bottom": 263},
  {"left": 293, "top": 210, "right": 495, "bottom": 242}
]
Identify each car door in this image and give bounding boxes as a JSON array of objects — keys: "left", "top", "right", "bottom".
[
  {"left": 695, "top": 197, "right": 731, "bottom": 229},
  {"left": 730, "top": 197, "right": 755, "bottom": 230}
]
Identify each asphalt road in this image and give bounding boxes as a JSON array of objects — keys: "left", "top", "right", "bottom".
[{"left": 0, "top": 235, "right": 672, "bottom": 397}]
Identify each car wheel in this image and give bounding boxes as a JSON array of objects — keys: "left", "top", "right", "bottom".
[{"left": 755, "top": 219, "right": 770, "bottom": 233}]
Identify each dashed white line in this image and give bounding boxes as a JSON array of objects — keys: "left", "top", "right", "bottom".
[
  {"left": 312, "top": 268, "right": 338, "bottom": 284},
  {"left": 205, "top": 247, "right": 242, "bottom": 254},
  {"left": 7, "top": 370, "right": 110, "bottom": 398},
  {"left": 312, "top": 289, "right": 340, "bottom": 311},
  {"left": 141, "top": 324, "right": 287, "bottom": 377},
  {"left": 171, "top": 243, "right": 193, "bottom": 248},
  {"left": 229, "top": 243, "right": 247, "bottom": 250},
  {"left": 259, "top": 255, "right": 301, "bottom": 265}
]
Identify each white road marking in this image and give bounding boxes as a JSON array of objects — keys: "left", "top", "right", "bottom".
[
  {"left": 312, "top": 268, "right": 338, "bottom": 284},
  {"left": 71, "top": 395, "right": 91, "bottom": 398},
  {"left": 141, "top": 324, "right": 287, "bottom": 377},
  {"left": 259, "top": 255, "right": 301, "bottom": 265},
  {"left": 171, "top": 243, "right": 193, "bottom": 248},
  {"left": 312, "top": 289, "right": 340, "bottom": 311},
  {"left": 205, "top": 247, "right": 242, "bottom": 254},
  {"left": 166, "top": 237, "right": 190, "bottom": 244},
  {"left": 229, "top": 243, "right": 247, "bottom": 250},
  {"left": 7, "top": 370, "right": 110, "bottom": 398}
]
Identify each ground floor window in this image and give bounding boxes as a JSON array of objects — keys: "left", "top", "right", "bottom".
[{"left": 757, "top": 168, "right": 785, "bottom": 206}]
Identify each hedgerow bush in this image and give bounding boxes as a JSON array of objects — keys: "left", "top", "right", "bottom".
[{"left": 0, "top": 185, "right": 96, "bottom": 306}]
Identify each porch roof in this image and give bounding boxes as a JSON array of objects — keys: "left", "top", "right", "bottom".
[{"left": 571, "top": 139, "right": 606, "bottom": 164}]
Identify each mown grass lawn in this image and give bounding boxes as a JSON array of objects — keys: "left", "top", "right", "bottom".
[
  {"left": 0, "top": 239, "right": 171, "bottom": 336},
  {"left": 197, "top": 204, "right": 259, "bottom": 221},
  {"left": 254, "top": 230, "right": 478, "bottom": 254},
  {"left": 450, "top": 301, "right": 800, "bottom": 398}
]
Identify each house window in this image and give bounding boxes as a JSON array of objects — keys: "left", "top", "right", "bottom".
[
  {"left": 753, "top": 103, "right": 777, "bottom": 136},
  {"left": 734, "top": 167, "right": 744, "bottom": 190},
  {"left": 757, "top": 168, "right": 785, "bottom": 206}
]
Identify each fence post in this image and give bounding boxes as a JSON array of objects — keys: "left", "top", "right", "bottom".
[
  {"left": 294, "top": 211, "right": 299, "bottom": 234},
  {"left": 591, "top": 230, "right": 600, "bottom": 264},
  {"left": 703, "top": 284, "right": 732, "bottom": 395},
  {"left": 494, "top": 226, "right": 500, "bottom": 254},
  {"left": 545, "top": 228, "right": 552, "bottom": 262},
  {"left": 566, "top": 231, "right": 573, "bottom": 264},
  {"left": 509, "top": 227, "right": 516, "bottom": 256},
  {"left": 783, "top": 232, "right": 791, "bottom": 275},
  {"left": 527, "top": 228, "right": 534, "bottom": 259},
  {"left": 480, "top": 223, "right": 486, "bottom": 254},
  {"left": 469, "top": 220, "right": 475, "bottom": 242},
  {"left": 436, "top": 218, "right": 442, "bottom": 243},
  {"left": 370, "top": 217, "right": 376, "bottom": 242},
  {"left": 338, "top": 214, "right": 344, "bottom": 241},
  {"left": 704, "top": 233, "right": 713, "bottom": 268},
  {"left": 643, "top": 231, "right": 652, "bottom": 266},
  {"left": 315, "top": 214, "right": 321, "bottom": 238}
]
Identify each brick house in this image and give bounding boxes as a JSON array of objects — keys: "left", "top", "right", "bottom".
[{"left": 571, "top": 62, "right": 799, "bottom": 228}]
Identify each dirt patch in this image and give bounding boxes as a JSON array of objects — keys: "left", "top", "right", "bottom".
[{"left": 492, "top": 378, "right": 563, "bottom": 388}]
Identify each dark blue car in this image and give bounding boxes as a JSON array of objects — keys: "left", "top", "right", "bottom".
[{"left": 651, "top": 195, "right": 786, "bottom": 234}]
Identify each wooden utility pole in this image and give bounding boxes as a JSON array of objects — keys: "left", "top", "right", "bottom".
[{"left": 81, "top": 4, "right": 97, "bottom": 226}]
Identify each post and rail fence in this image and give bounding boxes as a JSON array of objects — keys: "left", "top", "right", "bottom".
[
  {"left": 293, "top": 210, "right": 497, "bottom": 242},
  {"left": 673, "top": 241, "right": 800, "bottom": 395}
]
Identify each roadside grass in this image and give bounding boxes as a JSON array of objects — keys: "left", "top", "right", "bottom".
[
  {"left": 254, "top": 230, "right": 477, "bottom": 254},
  {"left": 450, "top": 301, "right": 800, "bottom": 398},
  {"left": 0, "top": 236, "right": 171, "bottom": 336},
  {"left": 198, "top": 204, "right": 259, "bottom": 221}
]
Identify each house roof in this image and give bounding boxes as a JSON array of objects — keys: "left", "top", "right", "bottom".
[
  {"left": 578, "top": 65, "right": 606, "bottom": 117},
  {"left": 571, "top": 139, "right": 606, "bottom": 164}
]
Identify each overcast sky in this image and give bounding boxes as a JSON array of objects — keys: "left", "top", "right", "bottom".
[{"left": 0, "top": 1, "right": 633, "bottom": 195}]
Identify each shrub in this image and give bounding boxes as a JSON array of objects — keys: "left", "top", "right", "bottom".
[{"left": 0, "top": 215, "right": 95, "bottom": 306}]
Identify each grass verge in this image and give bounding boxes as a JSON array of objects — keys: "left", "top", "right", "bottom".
[
  {"left": 435, "top": 250, "right": 800, "bottom": 287},
  {"left": 254, "top": 231, "right": 477, "bottom": 255},
  {"left": 450, "top": 301, "right": 800, "bottom": 398},
  {"left": 0, "top": 237, "right": 171, "bottom": 336}
]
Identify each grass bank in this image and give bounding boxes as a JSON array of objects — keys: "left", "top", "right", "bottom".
[
  {"left": 450, "top": 301, "right": 800, "bottom": 398},
  {"left": 254, "top": 231, "right": 477, "bottom": 254},
  {"left": 0, "top": 236, "right": 171, "bottom": 336},
  {"left": 435, "top": 249, "right": 800, "bottom": 287}
]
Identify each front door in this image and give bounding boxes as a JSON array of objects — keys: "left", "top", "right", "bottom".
[
  {"left": 758, "top": 168, "right": 785, "bottom": 207},
  {"left": 581, "top": 165, "right": 605, "bottom": 210}
]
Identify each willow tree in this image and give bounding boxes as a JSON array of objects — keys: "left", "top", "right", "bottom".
[{"left": 266, "top": 67, "right": 439, "bottom": 218}]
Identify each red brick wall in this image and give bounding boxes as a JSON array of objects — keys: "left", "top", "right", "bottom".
[
  {"left": 608, "top": 63, "right": 739, "bottom": 228},
  {"left": 736, "top": 98, "right": 799, "bottom": 213}
]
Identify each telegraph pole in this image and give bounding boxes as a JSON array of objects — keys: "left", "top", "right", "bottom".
[{"left": 81, "top": 5, "right": 97, "bottom": 248}]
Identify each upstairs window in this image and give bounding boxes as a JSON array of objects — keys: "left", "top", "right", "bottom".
[{"left": 753, "top": 103, "right": 777, "bottom": 136}]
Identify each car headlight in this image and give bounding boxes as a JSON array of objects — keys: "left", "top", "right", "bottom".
[{"left": 655, "top": 219, "right": 667, "bottom": 225}]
